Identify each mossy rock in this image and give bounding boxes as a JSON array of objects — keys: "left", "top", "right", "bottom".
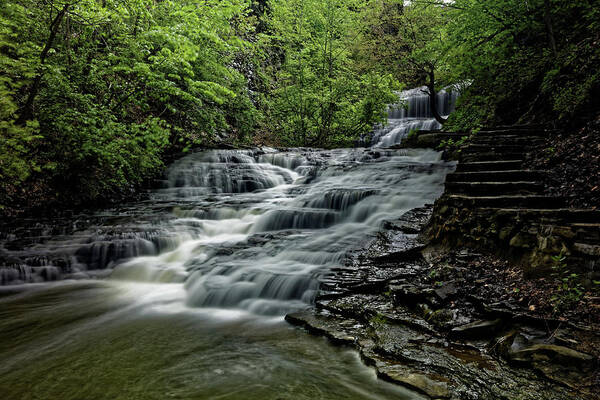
[
  {"left": 428, "top": 308, "right": 455, "bottom": 329},
  {"left": 509, "top": 232, "right": 536, "bottom": 249}
]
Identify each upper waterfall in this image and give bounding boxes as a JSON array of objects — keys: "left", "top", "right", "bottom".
[{"left": 370, "top": 86, "right": 459, "bottom": 148}]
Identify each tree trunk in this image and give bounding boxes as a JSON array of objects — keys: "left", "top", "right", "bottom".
[
  {"left": 17, "top": 3, "right": 70, "bottom": 125},
  {"left": 543, "top": 0, "right": 558, "bottom": 59},
  {"left": 427, "top": 69, "right": 447, "bottom": 125}
]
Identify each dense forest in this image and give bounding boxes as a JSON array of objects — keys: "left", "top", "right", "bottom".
[{"left": 1, "top": 0, "right": 598, "bottom": 214}]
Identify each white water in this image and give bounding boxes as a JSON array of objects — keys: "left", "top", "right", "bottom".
[
  {"left": 0, "top": 86, "right": 458, "bottom": 318},
  {"left": 371, "top": 86, "right": 459, "bottom": 148},
  {"left": 1, "top": 148, "right": 454, "bottom": 317},
  {"left": 0, "top": 85, "right": 461, "bottom": 399},
  {"left": 97, "top": 147, "right": 451, "bottom": 316},
  {"left": 0, "top": 146, "right": 452, "bottom": 399},
  {"left": 0, "top": 126, "right": 455, "bottom": 400}
]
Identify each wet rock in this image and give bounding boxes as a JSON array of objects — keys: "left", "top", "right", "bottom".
[
  {"left": 509, "top": 344, "right": 594, "bottom": 370},
  {"left": 509, "top": 232, "right": 535, "bottom": 249},
  {"left": 508, "top": 343, "right": 596, "bottom": 389},
  {"left": 378, "top": 368, "right": 450, "bottom": 399},
  {"left": 492, "top": 329, "right": 519, "bottom": 357},
  {"left": 385, "top": 306, "right": 437, "bottom": 334},
  {"left": 450, "top": 319, "right": 503, "bottom": 339},
  {"left": 481, "top": 300, "right": 521, "bottom": 318},
  {"left": 320, "top": 294, "right": 375, "bottom": 317},
  {"left": 390, "top": 283, "right": 424, "bottom": 305},
  {"left": 553, "top": 330, "right": 582, "bottom": 348},
  {"left": 371, "top": 245, "right": 425, "bottom": 264},
  {"left": 285, "top": 311, "right": 361, "bottom": 346},
  {"left": 382, "top": 220, "right": 421, "bottom": 234},
  {"left": 434, "top": 282, "right": 457, "bottom": 302},
  {"left": 428, "top": 308, "right": 455, "bottom": 330}
]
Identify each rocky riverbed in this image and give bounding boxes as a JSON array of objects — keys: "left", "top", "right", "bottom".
[{"left": 286, "top": 207, "right": 599, "bottom": 399}]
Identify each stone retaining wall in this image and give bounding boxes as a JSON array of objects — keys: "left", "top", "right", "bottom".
[{"left": 427, "top": 195, "right": 600, "bottom": 284}]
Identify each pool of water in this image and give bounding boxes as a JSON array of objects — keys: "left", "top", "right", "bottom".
[{"left": 0, "top": 281, "right": 426, "bottom": 400}]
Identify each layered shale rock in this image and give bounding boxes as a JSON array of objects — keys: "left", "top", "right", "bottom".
[{"left": 287, "top": 207, "right": 599, "bottom": 399}]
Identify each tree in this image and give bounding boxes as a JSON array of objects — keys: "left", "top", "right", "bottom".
[
  {"left": 262, "top": 0, "right": 397, "bottom": 147},
  {"left": 357, "top": 0, "right": 451, "bottom": 125},
  {"left": 440, "top": 0, "right": 600, "bottom": 130},
  {"left": 0, "top": 0, "right": 258, "bottom": 212}
]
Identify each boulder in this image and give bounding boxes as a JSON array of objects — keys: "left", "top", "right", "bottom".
[
  {"left": 508, "top": 343, "right": 596, "bottom": 389},
  {"left": 434, "top": 282, "right": 457, "bottom": 301},
  {"left": 378, "top": 367, "right": 451, "bottom": 399},
  {"left": 449, "top": 319, "right": 503, "bottom": 339},
  {"left": 509, "top": 344, "right": 594, "bottom": 370}
]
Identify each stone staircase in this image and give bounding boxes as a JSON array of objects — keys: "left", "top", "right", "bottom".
[{"left": 430, "top": 127, "right": 600, "bottom": 282}]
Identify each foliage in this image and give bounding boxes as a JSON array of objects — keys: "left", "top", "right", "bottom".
[
  {"left": 550, "top": 252, "right": 584, "bottom": 313},
  {"left": 2, "top": 0, "right": 598, "bottom": 213},
  {"left": 0, "top": 0, "right": 257, "bottom": 211},
  {"left": 369, "top": 312, "right": 389, "bottom": 327},
  {"left": 440, "top": 0, "right": 600, "bottom": 129},
  {"left": 437, "top": 135, "right": 469, "bottom": 151},
  {"left": 261, "top": 0, "right": 398, "bottom": 147},
  {"left": 357, "top": 0, "right": 453, "bottom": 124}
]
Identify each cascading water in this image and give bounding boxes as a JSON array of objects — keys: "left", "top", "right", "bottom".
[
  {"left": 370, "top": 86, "right": 459, "bottom": 148},
  {"left": 0, "top": 148, "right": 453, "bottom": 316}
]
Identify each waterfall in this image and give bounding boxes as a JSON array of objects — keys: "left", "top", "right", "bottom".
[
  {"left": 0, "top": 148, "right": 453, "bottom": 316},
  {"left": 370, "top": 86, "right": 459, "bottom": 148}
]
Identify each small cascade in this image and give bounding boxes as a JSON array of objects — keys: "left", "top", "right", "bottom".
[
  {"left": 387, "top": 87, "right": 459, "bottom": 119},
  {"left": 371, "top": 86, "right": 459, "bottom": 148},
  {"left": 160, "top": 150, "right": 297, "bottom": 197}
]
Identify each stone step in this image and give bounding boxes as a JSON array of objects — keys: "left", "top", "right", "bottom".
[
  {"left": 446, "top": 195, "right": 566, "bottom": 209},
  {"left": 572, "top": 243, "right": 600, "bottom": 257},
  {"left": 481, "top": 124, "right": 546, "bottom": 131},
  {"left": 529, "top": 224, "right": 600, "bottom": 247},
  {"left": 455, "top": 160, "right": 523, "bottom": 172},
  {"left": 476, "top": 128, "right": 549, "bottom": 137},
  {"left": 570, "top": 223, "right": 600, "bottom": 243},
  {"left": 470, "top": 136, "right": 546, "bottom": 145},
  {"left": 461, "top": 152, "right": 527, "bottom": 162},
  {"left": 479, "top": 208, "right": 600, "bottom": 224},
  {"left": 461, "top": 144, "right": 539, "bottom": 153},
  {"left": 445, "top": 181, "right": 545, "bottom": 196},
  {"left": 446, "top": 170, "right": 545, "bottom": 183}
]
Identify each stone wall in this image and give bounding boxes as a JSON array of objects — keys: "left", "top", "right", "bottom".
[{"left": 427, "top": 195, "right": 600, "bottom": 285}]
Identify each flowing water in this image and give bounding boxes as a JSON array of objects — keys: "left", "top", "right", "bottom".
[
  {"left": 0, "top": 92, "right": 455, "bottom": 399},
  {"left": 370, "top": 86, "right": 458, "bottom": 148}
]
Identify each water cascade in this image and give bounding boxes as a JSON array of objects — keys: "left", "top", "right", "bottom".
[
  {"left": 371, "top": 86, "right": 459, "bottom": 148},
  {"left": 0, "top": 148, "right": 453, "bottom": 316}
]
